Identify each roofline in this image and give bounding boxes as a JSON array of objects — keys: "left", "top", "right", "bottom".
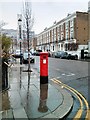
[{"left": 37, "top": 11, "right": 88, "bottom": 36}]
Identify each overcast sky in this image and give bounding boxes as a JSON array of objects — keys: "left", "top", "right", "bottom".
[{"left": 1, "top": 0, "right": 89, "bottom": 34}]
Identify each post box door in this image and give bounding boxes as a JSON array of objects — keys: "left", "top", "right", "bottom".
[{"left": 40, "top": 53, "right": 48, "bottom": 76}]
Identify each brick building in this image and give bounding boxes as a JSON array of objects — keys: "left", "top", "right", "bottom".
[
  {"left": 36, "top": 11, "right": 89, "bottom": 52},
  {"left": 32, "top": 37, "right": 37, "bottom": 50}
]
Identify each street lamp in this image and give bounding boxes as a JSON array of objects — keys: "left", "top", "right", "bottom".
[{"left": 18, "top": 18, "right": 22, "bottom": 64}]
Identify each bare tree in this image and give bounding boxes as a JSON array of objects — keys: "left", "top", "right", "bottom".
[{"left": 23, "top": 1, "right": 34, "bottom": 72}]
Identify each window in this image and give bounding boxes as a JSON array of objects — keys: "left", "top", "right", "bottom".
[
  {"left": 71, "top": 32, "right": 74, "bottom": 38},
  {"left": 53, "top": 46, "right": 54, "bottom": 51},
  {"left": 65, "top": 22, "right": 69, "bottom": 30},
  {"left": 61, "top": 25, "right": 63, "bottom": 31},
  {"left": 70, "top": 20, "right": 73, "bottom": 27},
  {"left": 84, "top": 28, "right": 85, "bottom": 30},
  {"left": 61, "top": 44, "right": 63, "bottom": 47}
]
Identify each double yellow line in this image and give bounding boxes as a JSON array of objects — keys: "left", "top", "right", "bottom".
[{"left": 51, "top": 78, "right": 89, "bottom": 120}]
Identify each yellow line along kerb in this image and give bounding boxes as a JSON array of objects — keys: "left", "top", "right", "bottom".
[{"left": 51, "top": 78, "right": 89, "bottom": 119}]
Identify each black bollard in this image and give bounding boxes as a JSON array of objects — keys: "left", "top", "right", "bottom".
[
  {"left": 81, "top": 49, "right": 84, "bottom": 59},
  {"left": 2, "top": 57, "right": 9, "bottom": 90}
]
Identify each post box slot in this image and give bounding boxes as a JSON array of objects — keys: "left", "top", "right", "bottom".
[{"left": 43, "top": 56, "right": 46, "bottom": 58}]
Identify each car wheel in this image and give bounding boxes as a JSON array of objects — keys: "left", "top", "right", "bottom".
[
  {"left": 23, "top": 60, "right": 25, "bottom": 64},
  {"left": 31, "top": 59, "right": 34, "bottom": 63},
  {"left": 75, "top": 55, "right": 78, "bottom": 60},
  {"left": 33, "top": 60, "right": 35, "bottom": 63}
]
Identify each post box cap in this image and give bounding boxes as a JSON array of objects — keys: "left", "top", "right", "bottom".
[{"left": 40, "top": 52, "right": 48, "bottom": 55}]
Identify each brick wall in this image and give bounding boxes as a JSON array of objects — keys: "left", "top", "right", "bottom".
[{"left": 76, "top": 12, "right": 89, "bottom": 45}]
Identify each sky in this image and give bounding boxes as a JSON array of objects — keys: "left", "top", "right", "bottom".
[{"left": 0, "top": 0, "right": 89, "bottom": 34}]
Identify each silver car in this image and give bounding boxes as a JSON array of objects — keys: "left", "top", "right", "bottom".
[
  {"left": 23, "top": 52, "right": 35, "bottom": 64},
  {"left": 55, "top": 51, "right": 68, "bottom": 59}
]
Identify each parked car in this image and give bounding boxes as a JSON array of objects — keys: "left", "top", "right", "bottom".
[
  {"left": 84, "top": 50, "right": 89, "bottom": 59},
  {"left": 13, "top": 49, "right": 23, "bottom": 58},
  {"left": 22, "top": 51, "right": 35, "bottom": 64},
  {"left": 33, "top": 50, "right": 42, "bottom": 56},
  {"left": 54, "top": 51, "right": 68, "bottom": 59},
  {"left": 49, "top": 51, "right": 56, "bottom": 58},
  {"left": 54, "top": 51, "right": 60, "bottom": 58},
  {"left": 60, "top": 51, "right": 68, "bottom": 59},
  {"left": 66, "top": 52, "right": 78, "bottom": 60}
]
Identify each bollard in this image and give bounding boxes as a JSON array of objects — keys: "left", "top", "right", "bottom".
[
  {"left": 38, "top": 52, "right": 48, "bottom": 112},
  {"left": 81, "top": 49, "right": 84, "bottom": 59},
  {"left": 2, "top": 57, "right": 9, "bottom": 90}
]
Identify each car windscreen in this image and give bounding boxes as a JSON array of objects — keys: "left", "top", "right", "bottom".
[{"left": 23, "top": 52, "right": 32, "bottom": 58}]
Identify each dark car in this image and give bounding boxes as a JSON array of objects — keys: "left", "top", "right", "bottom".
[
  {"left": 67, "top": 53, "right": 78, "bottom": 60},
  {"left": 22, "top": 52, "right": 35, "bottom": 64}
]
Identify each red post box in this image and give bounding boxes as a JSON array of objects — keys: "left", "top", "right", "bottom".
[{"left": 40, "top": 52, "right": 48, "bottom": 84}]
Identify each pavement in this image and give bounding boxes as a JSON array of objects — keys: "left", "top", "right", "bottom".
[{"left": 0, "top": 61, "right": 73, "bottom": 119}]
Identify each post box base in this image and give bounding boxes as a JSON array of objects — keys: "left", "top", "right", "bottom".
[
  {"left": 38, "top": 105, "right": 48, "bottom": 113},
  {"left": 40, "top": 76, "right": 48, "bottom": 84},
  {"left": 38, "top": 99, "right": 48, "bottom": 113}
]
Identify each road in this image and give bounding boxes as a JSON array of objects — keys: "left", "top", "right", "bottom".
[{"left": 31, "top": 56, "right": 89, "bottom": 105}]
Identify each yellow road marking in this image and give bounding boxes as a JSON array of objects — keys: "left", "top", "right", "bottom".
[
  {"left": 52, "top": 78, "right": 89, "bottom": 119},
  {"left": 60, "top": 80, "right": 89, "bottom": 120},
  {"left": 85, "top": 109, "right": 90, "bottom": 120},
  {"left": 52, "top": 79, "right": 83, "bottom": 119}
]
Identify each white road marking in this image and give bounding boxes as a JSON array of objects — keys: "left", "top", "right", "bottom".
[
  {"left": 62, "top": 73, "right": 75, "bottom": 76},
  {"left": 57, "top": 77, "right": 61, "bottom": 79},
  {"left": 62, "top": 73, "right": 65, "bottom": 76},
  {"left": 67, "top": 73, "right": 75, "bottom": 76}
]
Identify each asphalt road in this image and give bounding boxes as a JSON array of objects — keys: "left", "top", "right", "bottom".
[{"left": 31, "top": 56, "right": 89, "bottom": 105}]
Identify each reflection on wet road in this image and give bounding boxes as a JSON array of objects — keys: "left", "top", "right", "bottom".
[{"left": 38, "top": 84, "right": 48, "bottom": 113}]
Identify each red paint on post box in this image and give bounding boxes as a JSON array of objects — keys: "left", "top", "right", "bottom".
[
  {"left": 40, "top": 52, "right": 48, "bottom": 84},
  {"left": 40, "top": 52, "right": 48, "bottom": 76}
]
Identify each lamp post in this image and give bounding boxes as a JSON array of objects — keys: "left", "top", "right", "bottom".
[{"left": 18, "top": 17, "right": 22, "bottom": 64}]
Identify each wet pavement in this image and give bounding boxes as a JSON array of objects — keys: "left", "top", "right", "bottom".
[{"left": 0, "top": 63, "right": 73, "bottom": 119}]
